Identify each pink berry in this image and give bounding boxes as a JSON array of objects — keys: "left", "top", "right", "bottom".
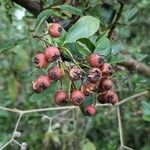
[
  {"left": 49, "top": 23, "right": 62, "bottom": 38},
  {"left": 89, "top": 54, "right": 104, "bottom": 67}
]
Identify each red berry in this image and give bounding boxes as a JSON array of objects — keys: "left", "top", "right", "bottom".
[
  {"left": 69, "top": 66, "right": 82, "bottom": 81},
  {"left": 98, "top": 90, "right": 118, "bottom": 105},
  {"left": 49, "top": 23, "right": 62, "bottom": 38},
  {"left": 32, "top": 75, "right": 51, "bottom": 93},
  {"left": 71, "top": 90, "right": 85, "bottom": 106},
  {"left": 100, "top": 63, "right": 113, "bottom": 78},
  {"left": 89, "top": 54, "right": 104, "bottom": 67},
  {"left": 99, "top": 79, "right": 113, "bottom": 92},
  {"left": 85, "top": 105, "right": 96, "bottom": 116},
  {"left": 48, "top": 66, "right": 63, "bottom": 80},
  {"left": 44, "top": 46, "right": 60, "bottom": 62},
  {"left": 88, "top": 68, "right": 102, "bottom": 83},
  {"left": 54, "top": 90, "right": 68, "bottom": 105},
  {"left": 33, "top": 53, "right": 48, "bottom": 68}
]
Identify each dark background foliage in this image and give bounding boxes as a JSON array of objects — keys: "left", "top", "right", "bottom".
[{"left": 0, "top": 0, "right": 150, "bottom": 150}]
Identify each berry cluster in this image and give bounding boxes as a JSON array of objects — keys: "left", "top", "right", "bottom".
[{"left": 32, "top": 23, "right": 118, "bottom": 117}]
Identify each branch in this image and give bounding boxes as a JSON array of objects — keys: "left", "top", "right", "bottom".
[
  {"left": 108, "top": 1, "right": 125, "bottom": 38},
  {"left": 12, "top": 0, "right": 42, "bottom": 16},
  {"left": 120, "top": 55, "right": 150, "bottom": 78}
]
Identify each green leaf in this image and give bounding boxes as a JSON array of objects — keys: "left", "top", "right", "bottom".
[
  {"left": 64, "top": 16, "right": 100, "bottom": 43},
  {"left": 35, "top": 9, "right": 53, "bottom": 31},
  {"left": 0, "top": 37, "right": 28, "bottom": 53},
  {"left": 82, "top": 140, "right": 96, "bottom": 150},
  {"left": 111, "top": 42, "right": 123, "bottom": 55},
  {"left": 109, "top": 55, "right": 125, "bottom": 64},
  {"left": 77, "top": 38, "right": 95, "bottom": 51},
  {"left": 94, "top": 37, "right": 110, "bottom": 56},
  {"left": 57, "top": 4, "right": 83, "bottom": 16},
  {"left": 76, "top": 41, "right": 91, "bottom": 56}
]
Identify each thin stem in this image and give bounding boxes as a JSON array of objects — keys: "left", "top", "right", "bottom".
[
  {"left": 0, "top": 139, "right": 13, "bottom": 150},
  {"left": 116, "top": 91, "right": 148, "bottom": 106},
  {"left": 117, "top": 106, "right": 124, "bottom": 147},
  {"left": 12, "top": 113, "right": 23, "bottom": 139}
]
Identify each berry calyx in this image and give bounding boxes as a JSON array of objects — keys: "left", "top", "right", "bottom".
[
  {"left": 33, "top": 53, "right": 48, "bottom": 68},
  {"left": 85, "top": 105, "right": 96, "bottom": 116},
  {"left": 100, "top": 63, "right": 113, "bottom": 78},
  {"left": 44, "top": 46, "right": 60, "bottom": 62},
  {"left": 88, "top": 68, "right": 102, "bottom": 83},
  {"left": 54, "top": 90, "right": 68, "bottom": 105},
  {"left": 69, "top": 66, "right": 82, "bottom": 81},
  {"left": 80, "top": 82, "right": 99, "bottom": 96},
  {"left": 71, "top": 90, "right": 85, "bottom": 106},
  {"left": 32, "top": 75, "right": 51, "bottom": 93},
  {"left": 48, "top": 66, "right": 63, "bottom": 80},
  {"left": 48, "top": 23, "right": 62, "bottom": 38},
  {"left": 89, "top": 53, "right": 104, "bottom": 67}
]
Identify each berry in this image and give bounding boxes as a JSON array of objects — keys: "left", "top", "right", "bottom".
[
  {"left": 32, "top": 75, "right": 51, "bottom": 93},
  {"left": 100, "top": 63, "right": 113, "bottom": 78},
  {"left": 98, "top": 90, "right": 118, "bottom": 105},
  {"left": 85, "top": 105, "right": 96, "bottom": 116},
  {"left": 44, "top": 46, "right": 60, "bottom": 62},
  {"left": 89, "top": 53, "right": 104, "bottom": 67},
  {"left": 48, "top": 66, "right": 63, "bottom": 80},
  {"left": 49, "top": 23, "right": 62, "bottom": 38},
  {"left": 71, "top": 90, "right": 85, "bottom": 106},
  {"left": 80, "top": 82, "right": 99, "bottom": 96},
  {"left": 88, "top": 68, "right": 102, "bottom": 83},
  {"left": 69, "top": 66, "right": 82, "bottom": 81},
  {"left": 99, "top": 79, "right": 113, "bottom": 92},
  {"left": 33, "top": 53, "right": 48, "bottom": 68},
  {"left": 54, "top": 90, "right": 68, "bottom": 105}
]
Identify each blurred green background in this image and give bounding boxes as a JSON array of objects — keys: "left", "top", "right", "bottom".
[{"left": 0, "top": 0, "right": 150, "bottom": 150}]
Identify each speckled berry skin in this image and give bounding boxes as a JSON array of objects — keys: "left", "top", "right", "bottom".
[
  {"left": 54, "top": 90, "right": 68, "bottom": 105},
  {"left": 48, "top": 66, "right": 63, "bottom": 80},
  {"left": 85, "top": 105, "right": 96, "bottom": 116},
  {"left": 69, "top": 66, "right": 82, "bottom": 81},
  {"left": 49, "top": 23, "right": 62, "bottom": 38},
  {"left": 89, "top": 54, "right": 104, "bottom": 67},
  {"left": 100, "top": 63, "right": 113, "bottom": 78},
  {"left": 98, "top": 90, "right": 118, "bottom": 105},
  {"left": 32, "top": 75, "right": 51, "bottom": 93},
  {"left": 33, "top": 53, "right": 48, "bottom": 68},
  {"left": 88, "top": 68, "right": 102, "bottom": 83},
  {"left": 44, "top": 46, "right": 60, "bottom": 62},
  {"left": 99, "top": 79, "right": 113, "bottom": 92},
  {"left": 71, "top": 90, "right": 85, "bottom": 106}
]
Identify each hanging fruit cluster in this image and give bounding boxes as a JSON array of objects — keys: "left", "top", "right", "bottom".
[{"left": 32, "top": 23, "right": 119, "bottom": 116}]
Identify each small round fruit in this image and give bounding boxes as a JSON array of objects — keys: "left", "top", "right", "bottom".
[
  {"left": 32, "top": 75, "right": 51, "bottom": 93},
  {"left": 99, "top": 79, "right": 113, "bottom": 92},
  {"left": 44, "top": 46, "right": 60, "bottom": 62},
  {"left": 85, "top": 105, "right": 96, "bottom": 116},
  {"left": 97, "top": 93, "right": 108, "bottom": 104},
  {"left": 48, "top": 66, "right": 63, "bottom": 80},
  {"left": 71, "top": 90, "right": 85, "bottom": 106},
  {"left": 80, "top": 82, "right": 99, "bottom": 96},
  {"left": 49, "top": 23, "right": 62, "bottom": 38},
  {"left": 54, "top": 90, "right": 68, "bottom": 105},
  {"left": 100, "top": 63, "right": 113, "bottom": 78},
  {"left": 98, "top": 90, "right": 118, "bottom": 105},
  {"left": 69, "top": 66, "right": 82, "bottom": 81},
  {"left": 89, "top": 53, "right": 104, "bottom": 67},
  {"left": 33, "top": 53, "right": 48, "bottom": 68},
  {"left": 88, "top": 68, "right": 102, "bottom": 83}
]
